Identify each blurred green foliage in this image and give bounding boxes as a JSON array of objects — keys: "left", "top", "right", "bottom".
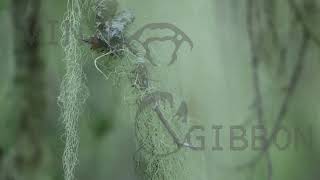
[{"left": 0, "top": 0, "right": 319, "bottom": 180}]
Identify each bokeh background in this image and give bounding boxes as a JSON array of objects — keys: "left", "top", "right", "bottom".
[{"left": 0, "top": 0, "right": 319, "bottom": 180}]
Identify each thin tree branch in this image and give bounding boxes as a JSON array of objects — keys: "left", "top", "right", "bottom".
[
  {"left": 261, "top": 32, "right": 309, "bottom": 158},
  {"left": 245, "top": 0, "right": 273, "bottom": 179},
  {"left": 288, "top": 0, "right": 320, "bottom": 47},
  {"left": 239, "top": 32, "right": 309, "bottom": 170}
]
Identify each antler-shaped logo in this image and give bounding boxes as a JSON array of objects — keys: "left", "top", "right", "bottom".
[{"left": 130, "top": 23, "right": 193, "bottom": 66}]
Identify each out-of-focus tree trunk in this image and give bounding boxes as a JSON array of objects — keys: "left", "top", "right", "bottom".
[{"left": 4, "top": 0, "right": 46, "bottom": 179}]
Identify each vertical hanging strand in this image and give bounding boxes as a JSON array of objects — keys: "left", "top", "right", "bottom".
[{"left": 59, "top": 0, "right": 88, "bottom": 180}]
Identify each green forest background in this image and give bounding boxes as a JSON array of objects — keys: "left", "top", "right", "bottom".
[{"left": 0, "top": 0, "right": 319, "bottom": 180}]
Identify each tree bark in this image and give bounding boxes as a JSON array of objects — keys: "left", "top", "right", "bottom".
[{"left": 8, "top": 0, "right": 45, "bottom": 179}]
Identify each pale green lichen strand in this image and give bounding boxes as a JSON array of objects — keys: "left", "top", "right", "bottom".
[{"left": 59, "top": 0, "right": 89, "bottom": 180}]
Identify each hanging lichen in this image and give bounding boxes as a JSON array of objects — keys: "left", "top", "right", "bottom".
[
  {"left": 80, "top": 0, "right": 194, "bottom": 179},
  {"left": 59, "top": 0, "right": 89, "bottom": 180}
]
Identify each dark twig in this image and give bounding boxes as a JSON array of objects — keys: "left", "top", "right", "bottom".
[
  {"left": 245, "top": 0, "right": 273, "bottom": 179},
  {"left": 239, "top": 1, "right": 312, "bottom": 179},
  {"left": 263, "top": 0, "right": 279, "bottom": 48},
  {"left": 261, "top": 32, "right": 309, "bottom": 159},
  {"left": 239, "top": 32, "right": 309, "bottom": 170},
  {"left": 288, "top": 0, "right": 320, "bottom": 47}
]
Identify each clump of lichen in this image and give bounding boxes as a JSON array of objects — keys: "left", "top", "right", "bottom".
[
  {"left": 82, "top": 1, "right": 192, "bottom": 180},
  {"left": 133, "top": 95, "right": 189, "bottom": 180}
]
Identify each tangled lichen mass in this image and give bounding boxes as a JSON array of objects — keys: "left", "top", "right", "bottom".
[{"left": 59, "top": 0, "right": 193, "bottom": 179}]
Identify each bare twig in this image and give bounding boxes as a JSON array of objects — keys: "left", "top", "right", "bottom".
[
  {"left": 261, "top": 32, "right": 309, "bottom": 158},
  {"left": 239, "top": 32, "right": 309, "bottom": 170},
  {"left": 263, "top": 0, "right": 279, "bottom": 48},
  {"left": 288, "top": 0, "right": 320, "bottom": 47},
  {"left": 245, "top": 0, "right": 273, "bottom": 179}
]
